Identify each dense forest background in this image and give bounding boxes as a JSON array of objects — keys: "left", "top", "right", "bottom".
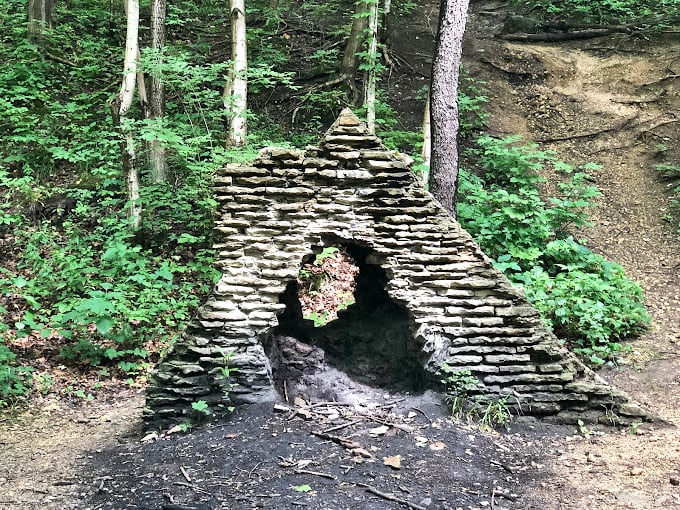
[{"left": 1, "top": 0, "right": 678, "bottom": 405}]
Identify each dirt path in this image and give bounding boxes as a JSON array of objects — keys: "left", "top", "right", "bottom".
[{"left": 463, "top": 4, "right": 680, "bottom": 508}]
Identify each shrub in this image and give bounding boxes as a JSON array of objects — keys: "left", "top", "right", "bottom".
[{"left": 459, "top": 136, "right": 650, "bottom": 364}]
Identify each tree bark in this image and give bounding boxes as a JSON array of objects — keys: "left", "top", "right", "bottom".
[
  {"left": 149, "top": 0, "right": 168, "bottom": 183},
  {"left": 27, "top": 0, "right": 54, "bottom": 44},
  {"left": 110, "top": 0, "right": 142, "bottom": 231},
  {"left": 421, "top": 89, "right": 431, "bottom": 179},
  {"left": 341, "top": 0, "right": 369, "bottom": 106},
  {"left": 363, "top": 0, "right": 379, "bottom": 134},
  {"left": 224, "top": 0, "right": 248, "bottom": 146},
  {"left": 428, "top": 0, "right": 470, "bottom": 219}
]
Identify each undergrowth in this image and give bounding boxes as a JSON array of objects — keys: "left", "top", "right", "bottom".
[
  {"left": 458, "top": 136, "right": 650, "bottom": 365},
  {"left": 509, "top": 0, "right": 680, "bottom": 24}
]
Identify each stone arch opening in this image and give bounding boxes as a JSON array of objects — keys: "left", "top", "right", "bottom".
[{"left": 263, "top": 240, "right": 430, "bottom": 400}]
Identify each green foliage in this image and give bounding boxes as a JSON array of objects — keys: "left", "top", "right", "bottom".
[
  {"left": 214, "top": 349, "right": 237, "bottom": 413},
  {"left": 439, "top": 366, "right": 479, "bottom": 416},
  {"left": 459, "top": 136, "right": 650, "bottom": 364},
  {"left": 191, "top": 400, "right": 211, "bottom": 416},
  {"left": 458, "top": 75, "right": 489, "bottom": 139},
  {"left": 655, "top": 164, "right": 680, "bottom": 234},
  {"left": 439, "top": 365, "right": 512, "bottom": 428},
  {"left": 510, "top": 0, "right": 680, "bottom": 23},
  {"left": 314, "top": 247, "right": 340, "bottom": 264},
  {"left": 0, "top": 342, "right": 32, "bottom": 405}
]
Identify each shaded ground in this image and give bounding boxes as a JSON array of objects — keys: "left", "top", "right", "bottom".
[{"left": 2, "top": 2, "right": 680, "bottom": 510}]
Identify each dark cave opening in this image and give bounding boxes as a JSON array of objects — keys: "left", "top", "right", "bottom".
[{"left": 264, "top": 242, "right": 430, "bottom": 398}]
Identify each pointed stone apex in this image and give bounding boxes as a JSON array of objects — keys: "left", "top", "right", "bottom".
[
  {"left": 322, "top": 108, "right": 384, "bottom": 150},
  {"left": 337, "top": 108, "right": 362, "bottom": 126},
  {"left": 325, "top": 108, "right": 369, "bottom": 136}
]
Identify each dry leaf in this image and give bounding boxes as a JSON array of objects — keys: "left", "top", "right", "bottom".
[
  {"left": 415, "top": 436, "right": 428, "bottom": 447},
  {"left": 429, "top": 441, "right": 447, "bottom": 451},
  {"left": 369, "top": 425, "right": 390, "bottom": 436},
  {"left": 294, "top": 396, "right": 307, "bottom": 408},
  {"left": 383, "top": 455, "right": 402, "bottom": 469}
]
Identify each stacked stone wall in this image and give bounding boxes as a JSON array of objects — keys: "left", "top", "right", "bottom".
[{"left": 145, "top": 109, "right": 650, "bottom": 427}]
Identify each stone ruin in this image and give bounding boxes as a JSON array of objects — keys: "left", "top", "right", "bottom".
[{"left": 144, "top": 109, "right": 650, "bottom": 427}]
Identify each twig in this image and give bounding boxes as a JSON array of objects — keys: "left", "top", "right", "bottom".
[
  {"left": 310, "top": 401, "right": 356, "bottom": 408},
  {"left": 357, "top": 483, "right": 427, "bottom": 510},
  {"left": 642, "top": 74, "right": 680, "bottom": 86},
  {"left": 322, "top": 419, "right": 362, "bottom": 434},
  {"left": 490, "top": 459, "right": 515, "bottom": 474},
  {"left": 180, "top": 465, "right": 192, "bottom": 483},
  {"left": 294, "top": 468, "right": 337, "bottom": 480},
  {"left": 378, "top": 398, "right": 406, "bottom": 408},
  {"left": 411, "top": 407, "right": 433, "bottom": 424},
  {"left": 162, "top": 504, "right": 200, "bottom": 510}
]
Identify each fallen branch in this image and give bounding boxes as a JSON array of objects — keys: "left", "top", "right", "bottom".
[
  {"left": 45, "top": 52, "right": 77, "bottom": 67},
  {"left": 358, "top": 483, "right": 427, "bottom": 510},
  {"left": 611, "top": 91, "right": 666, "bottom": 104},
  {"left": 538, "top": 114, "right": 638, "bottom": 143},
  {"left": 497, "top": 28, "right": 618, "bottom": 42}
]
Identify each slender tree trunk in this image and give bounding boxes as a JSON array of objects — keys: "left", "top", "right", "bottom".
[
  {"left": 110, "top": 0, "right": 142, "bottom": 230},
  {"left": 382, "top": 0, "right": 391, "bottom": 38},
  {"left": 363, "top": 0, "right": 379, "bottom": 134},
  {"left": 341, "top": 0, "right": 369, "bottom": 106},
  {"left": 421, "top": 89, "right": 431, "bottom": 181},
  {"left": 27, "top": 0, "right": 54, "bottom": 43},
  {"left": 428, "top": 0, "right": 470, "bottom": 218},
  {"left": 149, "top": 0, "right": 168, "bottom": 183},
  {"left": 224, "top": 0, "right": 248, "bottom": 146}
]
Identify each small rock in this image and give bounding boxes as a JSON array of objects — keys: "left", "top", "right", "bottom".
[
  {"left": 586, "top": 453, "right": 596, "bottom": 463},
  {"left": 418, "top": 497, "right": 432, "bottom": 507},
  {"left": 670, "top": 477, "right": 679, "bottom": 486},
  {"left": 630, "top": 467, "right": 644, "bottom": 476}
]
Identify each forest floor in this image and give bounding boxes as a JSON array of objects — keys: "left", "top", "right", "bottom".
[{"left": 1, "top": 2, "right": 680, "bottom": 509}]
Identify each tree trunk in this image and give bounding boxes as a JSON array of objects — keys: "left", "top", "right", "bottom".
[
  {"left": 27, "top": 0, "right": 54, "bottom": 44},
  {"left": 363, "top": 0, "right": 379, "bottom": 134},
  {"left": 341, "top": 0, "right": 368, "bottom": 106},
  {"left": 149, "top": 0, "right": 168, "bottom": 183},
  {"left": 382, "top": 0, "right": 391, "bottom": 39},
  {"left": 224, "top": 0, "right": 248, "bottom": 146},
  {"left": 421, "top": 89, "right": 431, "bottom": 181},
  {"left": 110, "top": 0, "right": 142, "bottom": 231},
  {"left": 428, "top": 0, "right": 470, "bottom": 219}
]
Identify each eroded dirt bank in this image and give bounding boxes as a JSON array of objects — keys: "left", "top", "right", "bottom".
[{"left": 463, "top": 3, "right": 680, "bottom": 508}]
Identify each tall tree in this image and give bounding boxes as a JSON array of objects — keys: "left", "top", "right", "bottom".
[
  {"left": 340, "top": 0, "right": 369, "bottom": 106},
  {"left": 109, "top": 0, "right": 142, "bottom": 230},
  {"left": 428, "top": 0, "right": 470, "bottom": 218},
  {"left": 27, "top": 0, "right": 54, "bottom": 44},
  {"left": 148, "top": 0, "right": 169, "bottom": 183},
  {"left": 363, "top": 0, "right": 379, "bottom": 134},
  {"left": 224, "top": 0, "right": 248, "bottom": 146}
]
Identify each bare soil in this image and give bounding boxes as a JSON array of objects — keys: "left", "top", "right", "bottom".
[{"left": 2, "top": 2, "right": 680, "bottom": 510}]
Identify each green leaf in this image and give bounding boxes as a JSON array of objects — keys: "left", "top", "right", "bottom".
[
  {"left": 294, "top": 484, "right": 312, "bottom": 493},
  {"left": 96, "top": 317, "right": 114, "bottom": 335}
]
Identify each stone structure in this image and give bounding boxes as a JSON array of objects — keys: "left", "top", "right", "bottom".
[{"left": 145, "top": 109, "right": 649, "bottom": 427}]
